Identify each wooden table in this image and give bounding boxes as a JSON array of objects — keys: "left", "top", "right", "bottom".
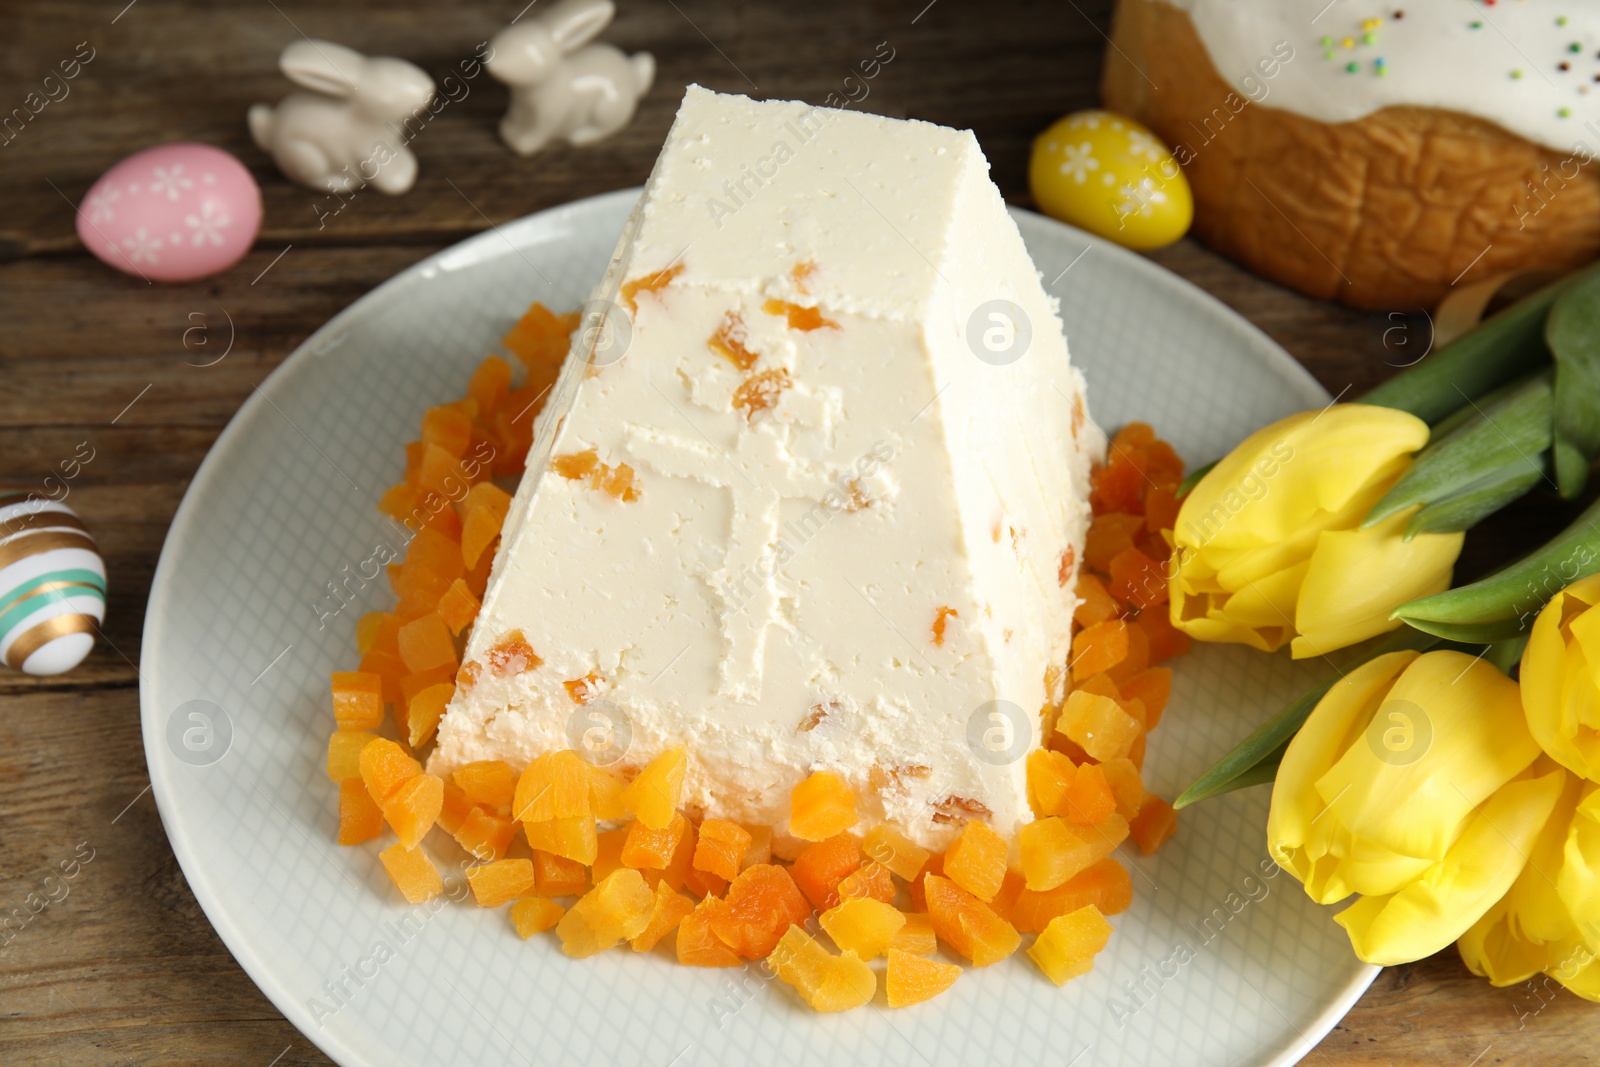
[{"left": 1, "top": 1, "right": 1593, "bottom": 1063}]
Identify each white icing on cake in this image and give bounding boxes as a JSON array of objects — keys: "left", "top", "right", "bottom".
[{"left": 1158, "top": 0, "right": 1597, "bottom": 153}]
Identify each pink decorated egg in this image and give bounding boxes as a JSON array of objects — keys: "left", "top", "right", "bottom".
[{"left": 77, "top": 143, "right": 262, "bottom": 282}]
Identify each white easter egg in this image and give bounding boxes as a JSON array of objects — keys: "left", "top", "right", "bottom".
[{"left": 0, "top": 492, "right": 106, "bottom": 676}]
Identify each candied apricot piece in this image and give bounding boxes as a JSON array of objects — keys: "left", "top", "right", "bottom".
[
  {"left": 514, "top": 750, "right": 593, "bottom": 823},
  {"left": 1098, "top": 758, "right": 1145, "bottom": 821},
  {"left": 622, "top": 812, "right": 689, "bottom": 871},
  {"left": 768, "top": 926, "right": 875, "bottom": 1012},
  {"left": 694, "top": 819, "right": 752, "bottom": 882},
  {"left": 1108, "top": 546, "right": 1168, "bottom": 611},
  {"left": 931, "top": 606, "right": 959, "bottom": 647},
  {"left": 456, "top": 808, "right": 516, "bottom": 861},
  {"left": 923, "top": 874, "right": 1020, "bottom": 967},
  {"left": 1138, "top": 609, "right": 1189, "bottom": 665},
  {"left": 790, "top": 833, "right": 862, "bottom": 910},
  {"left": 761, "top": 298, "right": 839, "bottom": 332},
  {"left": 622, "top": 747, "right": 686, "bottom": 830},
  {"left": 631, "top": 880, "right": 695, "bottom": 952},
  {"left": 837, "top": 861, "right": 894, "bottom": 904},
  {"left": 789, "top": 771, "right": 858, "bottom": 841},
  {"left": 891, "top": 912, "right": 938, "bottom": 956},
  {"left": 454, "top": 760, "right": 516, "bottom": 810},
  {"left": 422, "top": 405, "right": 473, "bottom": 458},
  {"left": 1030, "top": 904, "right": 1114, "bottom": 986},
  {"left": 1130, "top": 795, "right": 1178, "bottom": 855},
  {"left": 620, "top": 263, "right": 684, "bottom": 313},
  {"left": 438, "top": 780, "right": 473, "bottom": 836},
  {"left": 337, "top": 779, "right": 384, "bottom": 845},
  {"left": 1058, "top": 689, "right": 1141, "bottom": 762},
  {"left": 942, "top": 821, "right": 1009, "bottom": 903},
  {"left": 328, "top": 730, "right": 379, "bottom": 783},
  {"left": 1084, "top": 513, "right": 1144, "bottom": 572},
  {"left": 558, "top": 869, "right": 655, "bottom": 958},
  {"left": 907, "top": 852, "right": 943, "bottom": 913},
  {"left": 511, "top": 895, "right": 565, "bottom": 938},
  {"left": 592, "top": 828, "right": 629, "bottom": 885},
  {"left": 1107, "top": 622, "right": 1152, "bottom": 688},
  {"left": 1071, "top": 619, "right": 1129, "bottom": 681},
  {"left": 484, "top": 629, "right": 541, "bottom": 677},
  {"left": 396, "top": 613, "right": 457, "bottom": 674},
  {"left": 862, "top": 824, "right": 930, "bottom": 881},
  {"left": 821, "top": 897, "right": 905, "bottom": 959},
  {"left": 525, "top": 809, "right": 597, "bottom": 862},
  {"left": 437, "top": 579, "right": 481, "bottom": 636},
  {"left": 331, "top": 672, "right": 384, "bottom": 732},
  {"left": 1009, "top": 858, "right": 1132, "bottom": 933},
  {"left": 1073, "top": 573, "right": 1120, "bottom": 629},
  {"left": 406, "top": 682, "right": 454, "bottom": 749},
  {"left": 383, "top": 773, "right": 443, "bottom": 849},
  {"left": 1121, "top": 668, "right": 1172, "bottom": 730},
  {"left": 885, "top": 947, "right": 961, "bottom": 1007},
  {"left": 359, "top": 738, "right": 421, "bottom": 806},
  {"left": 1143, "top": 438, "right": 1184, "bottom": 484},
  {"left": 677, "top": 898, "right": 742, "bottom": 967},
  {"left": 584, "top": 763, "right": 628, "bottom": 822},
  {"left": 1145, "top": 482, "right": 1181, "bottom": 533},
  {"left": 732, "top": 368, "right": 792, "bottom": 420},
  {"left": 550, "top": 448, "right": 642, "bottom": 502},
  {"left": 467, "top": 858, "right": 537, "bottom": 907},
  {"left": 379, "top": 843, "right": 443, "bottom": 904},
  {"left": 1129, "top": 732, "right": 1147, "bottom": 771},
  {"left": 1018, "top": 815, "right": 1128, "bottom": 891},
  {"left": 708, "top": 310, "right": 759, "bottom": 370},
  {"left": 534, "top": 849, "right": 589, "bottom": 897},
  {"left": 1065, "top": 763, "right": 1117, "bottom": 826},
  {"left": 468, "top": 355, "right": 513, "bottom": 414},
  {"left": 1091, "top": 457, "right": 1144, "bottom": 515},
  {"left": 740, "top": 825, "right": 774, "bottom": 871},
  {"left": 659, "top": 817, "right": 698, "bottom": 894},
  {"left": 710, "top": 864, "right": 813, "bottom": 958},
  {"left": 1026, "top": 748, "right": 1076, "bottom": 819},
  {"left": 378, "top": 483, "right": 418, "bottom": 523}
]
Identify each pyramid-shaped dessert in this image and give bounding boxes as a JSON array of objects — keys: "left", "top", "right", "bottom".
[{"left": 433, "top": 86, "right": 1099, "bottom": 847}]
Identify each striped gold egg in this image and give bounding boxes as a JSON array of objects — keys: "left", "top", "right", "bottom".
[{"left": 0, "top": 491, "right": 106, "bottom": 675}]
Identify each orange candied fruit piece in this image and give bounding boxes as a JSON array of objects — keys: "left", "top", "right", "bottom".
[
  {"left": 514, "top": 750, "right": 593, "bottom": 823},
  {"left": 1084, "top": 513, "right": 1144, "bottom": 572},
  {"left": 677, "top": 898, "right": 742, "bottom": 967},
  {"left": 891, "top": 912, "right": 938, "bottom": 956},
  {"left": 383, "top": 773, "right": 443, "bottom": 849},
  {"left": 790, "top": 833, "right": 862, "bottom": 910},
  {"left": 885, "top": 947, "right": 962, "bottom": 1008},
  {"left": 1121, "top": 668, "right": 1172, "bottom": 730},
  {"left": 467, "top": 858, "right": 537, "bottom": 908},
  {"left": 622, "top": 747, "right": 687, "bottom": 830},
  {"left": 396, "top": 612, "right": 457, "bottom": 674},
  {"left": 1018, "top": 815, "right": 1129, "bottom": 892},
  {"left": 563, "top": 670, "right": 604, "bottom": 705},
  {"left": 454, "top": 759, "right": 516, "bottom": 810},
  {"left": 337, "top": 779, "right": 384, "bottom": 845},
  {"left": 437, "top": 579, "right": 481, "bottom": 636},
  {"left": 511, "top": 896, "right": 566, "bottom": 938},
  {"left": 484, "top": 628, "right": 542, "bottom": 677},
  {"left": 379, "top": 843, "right": 443, "bottom": 904},
  {"left": 836, "top": 861, "right": 895, "bottom": 904},
  {"left": 1027, "top": 748, "right": 1076, "bottom": 819},
  {"left": 1145, "top": 482, "right": 1181, "bottom": 533},
  {"left": 378, "top": 483, "right": 418, "bottom": 523},
  {"left": 359, "top": 737, "right": 421, "bottom": 806},
  {"left": 622, "top": 812, "right": 689, "bottom": 871},
  {"left": 761, "top": 298, "right": 839, "bottom": 332},
  {"left": 525, "top": 813, "right": 598, "bottom": 865},
  {"left": 467, "top": 355, "right": 513, "bottom": 414},
  {"left": 741, "top": 825, "right": 774, "bottom": 870},
  {"left": 768, "top": 926, "right": 875, "bottom": 1012},
  {"left": 1029, "top": 904, "right": 1114, "bottom": 986},
  {"left": 421, "top": 404, "right": 473, "bottom": 458},
  {"left": 1106, "top": 623, "right": 1152, "bottom": 687},
  {"left": 1073, "top": 573, "right": 1120, "bottom": 629},
  {"left": 789, "top": 771, "right": 859, "bottom": 841},
  {"left": 502, "top": 301, "right": 574, "bottom": 372},
  {"left": 1058, "top": 689, "right": 1142, "bottom": 762},
  {"left": 1091, "top": 457, "right": 1144, "bottom": 516},
  {"left": 710, "top": 863, "right": 814, "bottom": 959},
  {"left": 550, "top": 448, "right": 641, "bottom": 502},
  {"left": 708, "top": 310, "right": 759, "bottom": 370},
  {"left": 455, "top": 807, "right": 516, "bottom": 861},
  {"left": 534, "top": 849, "right": 589, "bottom": 897},
  {"left": 1009, "top": 858, "right": 1132, "bottom": 933},
  {"left": 931, "top": 605, "right": 959, "bottom": 647},
  {"left": 1065, "top": 763, "right": 1117, "bottom": 826},
  {"left": 438, "top": 780, "right": 473, "bottom": 836},
  {"left": 942, "top": 820, "right": 1009, "bottom": 903},
  {"left": 406, "top": 682, "right": 454, "bottom": 749},
  {"left": 631, "top": 880, "right": 695, "bottom": 952},
  {"left": 1130, "top": 795, "right": 1179, "bottom": 855},
  {"left": 923, "top": 874, "right": 1020, "bottom": 967},
  {"left": 327, "top": 730, "right": 378, "bottom": 783},
  {"left": 619, "top": 263, "right": 684, "bottom": 313},
  {"left": 694, "top": 819, "right": 753, "bottom": 882},
  {"left": 820, "top": 896, "right": 905, "bottom": 960},
  {"left": 862, "top": 824, "right": 930, "bottom": 882},
  {"left": 1108, "top": 546, "right": 1169, "bottom": 610},
  {"left": 1071, "top": 619, "right": 1129, "bottom": 681},
  {"left": 557, "top": 868, "right": 655, "bottom": 958},
  {"left": 584, "top": 763, "right": 628, "bottom": 822},
  {"left": 732, "top": 368, "right": 792, "bottom": 420},
  {"left": 331, "top": 671, "right": 384, "bottom": 731}
]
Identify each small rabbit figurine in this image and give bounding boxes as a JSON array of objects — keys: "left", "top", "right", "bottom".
[
  {"left": 248, "top": 40, "right": 436, "bottom": 195},
  {"left": 487, "top": 0, "right": 655, "bottom": 157}
]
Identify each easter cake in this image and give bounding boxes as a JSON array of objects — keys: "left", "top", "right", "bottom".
[{"left": 1102, "top": 0, "right": 1600, "bottom": 308}]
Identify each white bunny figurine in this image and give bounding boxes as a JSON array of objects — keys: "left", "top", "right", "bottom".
[
  {"left": 248, "top": 40, "right": 436, "bottom": 195},
  {"left": 486, "top": 0, "right": 655, "bottom": 157}
]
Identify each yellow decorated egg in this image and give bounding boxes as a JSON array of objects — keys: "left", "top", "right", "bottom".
[{"left": 1029, "top": 110, "right": 1192, "bottom": 251}]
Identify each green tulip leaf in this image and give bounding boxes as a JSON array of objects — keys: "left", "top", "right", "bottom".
[
  {"left": 1402, "top": 457, "right": 1548, "bottom": 539},
  {"left": 1545, "top": 269, "right": 1600, "bottom": 498},
  {"left": 1176, "top": 459, "right": 1217, "bottom": 499}
]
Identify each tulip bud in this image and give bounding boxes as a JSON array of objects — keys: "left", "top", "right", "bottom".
[
  {"left": 1170, "top": 405, "right": 1463, "bottom": 658},
  {"left": 1521, "top": 573, "right": 1600, "bottom": 782},
  {"left": 1269, "top": 650, "right": 1564, "bottom": 965}
]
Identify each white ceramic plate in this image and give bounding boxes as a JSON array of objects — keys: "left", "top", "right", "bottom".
[{"left": 141, "top": 188, "right": 1376, "bottom": 1067}]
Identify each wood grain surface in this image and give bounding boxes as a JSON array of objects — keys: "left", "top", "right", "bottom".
[{"left": 1, "top": 1, "right": 1595, "bottom": 1063}]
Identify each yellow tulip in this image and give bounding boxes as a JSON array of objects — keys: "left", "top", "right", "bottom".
[
  {"left": 1459, "top": 774, "right": 1600, "bottom": 1002},
  {"left": 1268, "top": 649, "right": 1565, "bottom": 965},
  {"left": 1170, "top": 405, "right": 1463, "bottom": 658},
  {"left": 1521, "top": 573, "right": 1600, "bottom": 782}
]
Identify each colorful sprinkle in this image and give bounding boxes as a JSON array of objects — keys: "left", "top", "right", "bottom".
[
  {"left": 1560, "top": 107, "right": 1573, "bottom": 118},
  {"left": 1512, "top": 69, "right": 1524, "bottom": 80},
  {"left": 1346, "top": 61, "right": 1359, "bottom": 74}
]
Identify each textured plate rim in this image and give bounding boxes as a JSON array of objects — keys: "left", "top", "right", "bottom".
[{"left": 139, "top": 185, "right": 1378, "bottom": 1067}]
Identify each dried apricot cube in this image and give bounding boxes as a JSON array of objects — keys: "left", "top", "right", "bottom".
[
  {"left": 534, "top": 849, "right": 589, "bottom": 896},
  {"left": 693, "top": 819, "right": 752, "bottom": 882},
  {"left": 557, "top": 868, "right": 655, "bottom": 958},
  {"left": 885, "top": 947, "right": 962, "bottom": 1007},
  {"left": 1121, "top": 668, "right": 1172, "bottom": 731},
  {"left": 1107, "top": 621, "right": 1151, "bottom": 688},
  {"left": 383, "top": 773, "right": 443, "bottom": 849},
  {"left": 891, "top": 912, "right": 938, "bottom": 956},
  {"left": 454, "top": 759, "right": 516, "bottom": 810},
  {"left": 406, "top": 682, "right": 454, "bottom": 749},
  {"left": 327, "top": 730, "right": 379, "bottom": 783},
  {"left": 524, "top": 813, "right": 598, "bottom": 865},
  {"left": 1058, "top": 689, "right": 1141, "bottom": 762},
  {"left": 923, "top": 874, "right": 1020, "bottom": 967},
  {"left": 1130, "top": 795, "right": 1178, "bottom": 855},
  {"left": 1030, "top": 905, "right": 1114, "bottom": 985},
  {"left": 622, "top": 748, "right": 686, "bottom": 830},
  {"left": 1065, "top": 763, "right": 1117, "bottom": 826},
  {"left": 710, "top": 863, "right": 813, "bottom": 958},
  {"left": 836, "top": 861, "right": 894, "bottom": 904},
  {"left": 631, "top": 880, "right": 695, "bottom": 952},
  {"left": 1026, "top": 749, "right": 1076, "bottom": 818},
  {"left": 677, "top": 898, "right": 742, "bottom": 967},
  {"left": 660, "top": 818, "right": 699, "bottom": 895},
  {"left": 740, "top": 825, "right": 773, "bottom": 870},
  {"left": 592, "top": 828, "right": 629, "bottom": 885},
  {"left": 359, "top": 737, "right": 421, "bottom": 806},
  {"left": 1084, "top": 513, "right": 1144, "bottom": 571},
  {"left": 622, "top": 812, "right": 689, "bottom": 870},
  {"left": 436, "top": 579, "right": 481, "bottom": 635},
  {"left": 1009, "top": 858, "right": 1132, "bottom": 933},
  {"left": 790, "top": 833, "right": 862, "bottom": 910},
  {"left": 1099, "top": 758, "right": 1145, "bottom": 821},
  {"left": 514, "top": 750, "right": 593, "bottom": 823},
  {"left": 438, "top": 780, "right": 473, "bottom": 836},
  {"left": 511, "top": 896, "right": 565, "bottom": 938},
  {"left": 862, "top": 824, "right": 930, "bottom": 881},
  {"left": 768, "top": 926, "right": 875, "bottom": 1012},
  {"left": 942, "top": 820, "right": 1009, "bottom": 903},
  {"left": 422, "top": 404, "right": 472, "bottom": 458},
  {"left": 331, "top": 672, "right": 384, "bottom": 731},
  {"left": 1071, "top": 619, "right": 1129, "bottom": 681},
  {"left": 1138, "top": 608, "right": 1189, "bottom": 665},
  {"left": 1018, "top": 815, "right": 1129, "bottom": 891},
  {"left": 584, "top": 763, "right": 629, "bottom": 822},
  {"left": 820, "top": 896, "right": 905, "bottom": 959},
  {"left": 789, "top": 771, "right": 858, "bottom": 841},
  {"left": 379, "top": 843, "right": 442, "bottom": 904},
  {"left": 1108, "top": 546, "right": 1168, "bottom": 610},
  {"left": 337, "top": 779, "right": 384, "bottom": 845},
  {"left": 396, "top": 613, "right": 457, "bottom": 674},
  {"left": 1073, "top": 573, "right": 1120, "bottom": 628},
  {"left": 455, "top": 808, "right": 516, "bottom": 862},
  {"left": 468, "top": 355, "right": 513, "bottom": 414},
  {"left": 467, "top": 858, "right": 536, "bottom": 907}
]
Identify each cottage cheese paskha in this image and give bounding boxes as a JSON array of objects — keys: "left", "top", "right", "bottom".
[{"left": 430, "top": 86, "right": 1100, "bottom": 849}]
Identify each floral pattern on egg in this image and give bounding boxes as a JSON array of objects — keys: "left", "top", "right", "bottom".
[{"left": 1029, "top": 110, "right": 1192, "bottom": 251}]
